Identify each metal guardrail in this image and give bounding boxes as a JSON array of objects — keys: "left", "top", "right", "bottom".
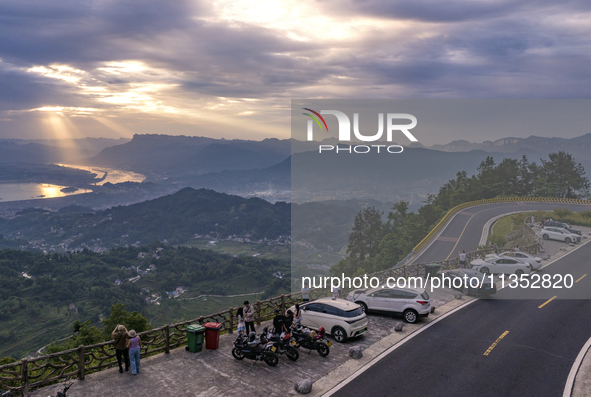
[{"left": 412, "top": 197, "right": 591, "bottom": 255}]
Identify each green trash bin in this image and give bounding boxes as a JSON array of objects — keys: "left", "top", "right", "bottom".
[
  {"left": 186, "top": 324, "right": 205, "bottom": 353},
  {"left": 424, "top": 263, "right": 441, "bottom": 278}
]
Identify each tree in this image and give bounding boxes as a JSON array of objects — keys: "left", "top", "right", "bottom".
[
  {"left": 101, "top": 303, "right": 152, "bottom": 339},
  {"left": 347, "top": 207, "right": 383, "bottom": 260},
  {"left": 538, "top": 152, "right": 590, "bottom": 198}
]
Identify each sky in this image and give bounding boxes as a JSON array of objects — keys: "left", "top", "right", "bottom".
[{"left": 1, "top": 0, "right": 591, "bottom": 144}]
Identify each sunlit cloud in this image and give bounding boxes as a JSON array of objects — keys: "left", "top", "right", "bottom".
[
  {"left": 1, "top": 0, "right": 591, "bottom": 142},
  {"left": 27, "top": 65, "right": 86, "bottom": 84}
]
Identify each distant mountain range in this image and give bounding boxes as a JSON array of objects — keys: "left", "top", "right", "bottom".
[
  {"left": 2, "top": 137, "right": 129, "bottom": 154},
  {"left": 429, "top": 133, "right": 591, "bottom": 158},
  {"left": 86, "top": 134, "right": 292, "bottom": 177},
  {"left": 3, "top": 133, "right": 591, "bottom": 206}
]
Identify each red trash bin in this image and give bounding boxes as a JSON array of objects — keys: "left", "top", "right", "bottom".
[{"left": 204, "top": 322, "right": 222, "bottom": 350}]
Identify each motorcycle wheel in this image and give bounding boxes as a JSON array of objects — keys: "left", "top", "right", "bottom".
[
  {"left": 232, "top": 348, "right": 246, "bottom": 360},
  {"left": 285, "top": 346, "right": 299, "bottom": 361},
  {"left": 264, "top": 352, "right": 279, "bottom": 367},
  {"left": 317, "top": 342, "right": 330, "bottom": 357}
]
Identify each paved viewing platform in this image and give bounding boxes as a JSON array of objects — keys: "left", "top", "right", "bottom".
[
  {"left": 31, "top": 289, "right": 460, "bottom": 397},
  {"left": 30, "top": 231, "right": 591, "bottom": 397}
]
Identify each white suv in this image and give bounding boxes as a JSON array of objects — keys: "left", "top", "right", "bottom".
[
  {"left": 541, "top": 227, "right": 581, "bottom": 243},
  {"left": 346, "top": 287, "right": 431, "bottom": 324},
  {"left": 288, "top": 298, "right": 368, "bottom": 343}
]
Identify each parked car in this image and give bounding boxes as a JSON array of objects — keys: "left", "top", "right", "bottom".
[
  {"left": 541, "top": 227, "right": 582, "bottom": 243},
  {"left": 437, "top": 268, "right": 497, "bottom": 296},
  {"left": 346, "top": 286, "right": 430, "bottom": 324},
  {"left": 543, "top": 220, "right": 582, "bottom": 235},
  {"left": 288, "top": 298, "right": 368, "bottom": 343},
  {"left": 484, "top": 251, "right": 543, "bottom": 270},
  {"left": 470, "top": 256, "right": 531, "bottom": 275}
]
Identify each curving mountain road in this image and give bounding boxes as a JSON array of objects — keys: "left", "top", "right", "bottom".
[
  {"left": 332, "top": 201, "right": 591, "bottom": 397},
  {"left": 414, "top": 201, "right": 591, "bottom": 263}
]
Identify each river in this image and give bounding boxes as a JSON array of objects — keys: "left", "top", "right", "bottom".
[
  {"left": 56, "top": 163, "right": 145, "bottom": 185},
  {"left": 0, "top": 165, "right": 145, "bottom": 202}
]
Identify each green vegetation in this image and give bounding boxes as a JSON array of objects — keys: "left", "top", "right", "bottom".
[
  {"left": 181, "top": 239, "right": 290, "bottom": 261},
  {"left": 488, "top": 213, "right": 535, "bottom": 249},
  {"left": 46, "top": 303, "right": 152, "bottom": 353},
  {"left": 0, "top": 244, "right": 288, "bottom": 359},
  {"left": 332, "top": 152, "right": 590, "bottom": 276},
  {"left": 0, "top": 234, "right": 32, "bottom": 250},
  {"left": 0, "top": 188, "right": 290, "bottom": 251}
]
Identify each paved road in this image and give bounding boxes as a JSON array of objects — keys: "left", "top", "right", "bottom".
[
  {"left": 415, "top": 201, "right": 591, "bottom": 263},
  {"left": 334, "top": 202, "right": 591, "bottom": 397}
]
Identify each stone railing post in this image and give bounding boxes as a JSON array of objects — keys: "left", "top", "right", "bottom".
[
  {"left": 21, "top": 359, "right": 28, "bottom": 396},
  {"left": 255, "top": 302, "right": 261, "bottom": 325},
  {"left": 280, "top": 295, "right": 285, "bottom": 312},
  {"left": 78, "top": 345, "right": 85, "bottom": 380},
  {"left": 164, "top": 325, "right": 170, "bottom": 354},
  {"left": 228, "top": 308, "right": 234, "bottom": 334}
]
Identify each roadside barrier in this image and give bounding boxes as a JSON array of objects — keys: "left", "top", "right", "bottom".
[{"left": 412, "top": 197, "right": 591, "bottom": 256}]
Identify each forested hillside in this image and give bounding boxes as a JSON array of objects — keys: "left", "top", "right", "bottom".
[
  {"left": 0, "top": 244, "right": 289, "bottom": 359},
  {"left": 0, "top": 188, "right": 291, "bottom": 251},
  {"left": 331, "top": 151, "right": 591, "bottom": 276}
]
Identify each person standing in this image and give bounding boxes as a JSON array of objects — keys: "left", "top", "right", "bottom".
[
  {"left": 243, "top": 301, "right": 255, "bottom": 335},
  {"left": 127, "top": 330, "right": 141, "bottom": 375},
  {"left": 272, "top": 309, "right": 285, "bottom": 335},
  {"left": 284, "top": 309, "right": 294, "bottom": 331},
  {"left": 301, "top": 282, "right": 310, "bottom": 303},
  {"left": 459, "top": 250, "right": 467, "bottom": 267},
  {"left": 331, "top": 285, "right": 340, "bottom": 300},
  {"left": 294, "top": 303, "right": 303, "bottom": 326},
  {"left": 111, "top": 324, "right": 129, "bottom": 373},
  {"left": 236, "top": 307, "right": 246, "bottom": 335}
]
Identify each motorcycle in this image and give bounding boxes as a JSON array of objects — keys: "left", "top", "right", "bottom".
[
  {"left": 291, "top": 325, "right": 331, "bottom": 357},
  {"left": 232, "top": 332, "right": 279, "bottom": 366},
  {"left": 259, "top": 327, "right": 299, "bottom": 361},
  {"left": 56, "top": 381, "right": 73, "bottom": 397}
]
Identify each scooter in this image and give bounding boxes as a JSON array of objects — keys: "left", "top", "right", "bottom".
[
  {"left": 232, "top": 332, "right": 279, "bottom": 366},
  {"left": 259, "top": 327, "right": 299, "bottom": 361},
  {"left": 291, "top": 325, "right": 330, "bottom": 357}
]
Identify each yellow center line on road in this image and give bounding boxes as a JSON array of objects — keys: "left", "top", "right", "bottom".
[
  {"left": 576, "top": 274, "right": 587, "bottom": 283},
  {"left": 483, "top": 331, "right": 509, "bottom": 356},
  {"left": 539, "top": 296, "right": 557, "bottom": 308},
  {"left": 445, "top": 210, "right": 483, "bottom": 260}
]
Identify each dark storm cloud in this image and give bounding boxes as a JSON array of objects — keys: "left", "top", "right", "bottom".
[
  {"left": 1, "top": 0, "right": 591, "bottom": 140},
  {"left": 329, "top": 0, "right": 591, "bottom": 23},
  {"left": 0, "top": 65, "right": 79, "bottom": 109},
  {"left": 0, "top": 0, "right": 196, "bottom": 66}
]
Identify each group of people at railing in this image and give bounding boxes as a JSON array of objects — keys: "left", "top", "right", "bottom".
[{"left": 110, "top": 325, "right": 142, "bottom": 375}]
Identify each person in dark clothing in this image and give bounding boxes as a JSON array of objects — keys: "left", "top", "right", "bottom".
[
  {"left": 272, "top": 309, "right": 285, "bottom": 334},
  {"left": 283, "top": 310, "right": 294, "bottom": 331},
  {"left": 111, "top": 324, "right": 129, "bottom": 373}
]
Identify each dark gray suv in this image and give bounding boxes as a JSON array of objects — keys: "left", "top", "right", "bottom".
[{"left": 542, "top": 220, "right": 582, "bottom": 235}]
